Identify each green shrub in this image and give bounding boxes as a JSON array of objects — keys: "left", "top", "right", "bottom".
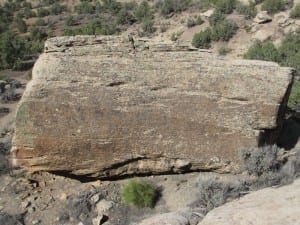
[
  {"left": 65, "top": 15, "right": 74, "bottom": 26},
  {"left": 187, "top": 16, "right": 204, "bottom": 27},
  {"left": 121, "top": 180, "right": 158, "bottom": 208},
  {"left": 218, "top": 46, "right": 232, "bottom": 55},
  {"left": 35, "top": 18, "right": 47, "bottom": 26},
  {"left": 209, "top": 10, "right": 226, "bottom": 26},
  {"left": 50, "top": 3, "right": 68, "bottom": 15},
  {"left": 117, "top": 9, "right": 136, "bottom": 25},
  {"left": 211, "top": 20, "right": 238, "bottom": 41},
  {"left": 156, "top": 0, "right": 192, "bottom": 15},
  {"left": 215, "top": 0, "right": 236, "bottom": 14},
  {"left": 288, "top": 80, "right": 300, "bottom": 109},
  {"left": 278, "top": 31, "right": 300, "bottom": 71},
  {"left": 75, "top": 2, "right": 95, "bottom": 14},
  {"left": 244, "top": 41, "right": 280, "bottom": 62},
  {"left": 236, "top": 2, "right": 257, "bottom": 19},
  {"left": 141, "top": 18, "right": 156, "bottom": 35},
  {"left": 0, "top": 31, "right": 28, "bottom": 69},
  {"left": 134, "top": 0, "right": 154, "bottom": 22},
  {"left": 170, "top": 31, "right": 183, "bottom": 41},
  {"left": 102, "top": 0, "right": 122, "bottom": 15},
  {"left": 291, "top": 4, "right": 300, "bottom": 18},
  {"left": 41, "top": 0, "right": 58, "bottom": 7},
  {"left": 192, "top": 29, "right": 212, "bottom": 49},
  {"left": 261, "top": 0, "right": 285, "bottom": 14},
  {"left": 37, "top": 8, "right": 50, "bottom": 17},
  {"left": 23, "top": 8, "right": 36, "bottom": 19},
  {"left": 15, "top": 17, "right": 27, "bottom": 33},
  {"left": 63, "top": 18, "right": 119, "bottom": 36},
  {"left": 29, "top": 27, "right": 48, "bottom": 41}
]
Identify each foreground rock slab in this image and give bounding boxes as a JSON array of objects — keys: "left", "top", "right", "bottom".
[
  {"left": 198, "top": 179, "right": 300, "bottom": 225},
  {"left": 11, "top": 35, "right": 294, "bottom": 178}
]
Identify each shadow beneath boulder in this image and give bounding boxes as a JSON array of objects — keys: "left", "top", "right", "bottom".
[{"left": 277, "top": 118, "right": 300, "bottom": 150}]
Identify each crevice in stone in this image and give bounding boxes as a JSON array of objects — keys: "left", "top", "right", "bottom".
[{"left": 106, "top": 81, "right": 126, "bottom": 87}]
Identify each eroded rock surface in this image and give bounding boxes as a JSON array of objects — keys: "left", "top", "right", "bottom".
[
  {"left": 11, "top": 35, "right": 294, "bottom": 178},
  {"left": 198, "top": 178, "right": 300, "bottom": 225}
]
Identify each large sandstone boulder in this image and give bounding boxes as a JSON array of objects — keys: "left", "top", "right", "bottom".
[
  {"left": 11, "top": 36, "right": 294, "bottom": 178},
  {"left": 198, "top": 179, "right": 300, "bottom": 225}
]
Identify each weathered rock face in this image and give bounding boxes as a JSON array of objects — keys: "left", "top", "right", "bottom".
[
  {"left": 198, "top": 179, "right": 300, "bottom": 225},
  {"left": 11, "top": 35, "right": 294, "bottom": 178}
]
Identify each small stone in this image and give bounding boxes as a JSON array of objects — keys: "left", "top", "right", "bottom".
[
  {"left": 59, "top": 192, "right": 68, "bottom": 201},
  {"left": 253, "top": 11, "right": 272, "bottom": 24},
  {"left": 32, "top": 220, "right": 40, "bottom": 225},
  {"left": 201, "top": 9, "right": 214, "bottom": 17},
  {"left": 28, "top": 206, "right": 36, "bottom": 213},
  {"left": 78, "top": 222, "right": 84, "bottom": 225},
  {"left": 56, "top": 213, "right": 70, "bottom": 222},
  {"left": 96, "top": 200, "right": 113, "bottom": 215},
  {"left": 0, "top": 205, "right": 4, "bottom": 211},
  {"left": 91, "top": 193, "right": 101, "bottom": 203},
  {"left": 21, "top": 201, "right": 31, "bottom": 209}
]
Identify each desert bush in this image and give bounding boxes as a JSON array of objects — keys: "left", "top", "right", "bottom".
[
  {"left": 218, "top": 46, "right": 232, "bottom": 55},
  {"left": 65, "top": 15, "right": 75, "bottom": 26},
  {"left": 194, "top": 175, "right": 246, "bottom": 211},
  {"left": 0, "top": 31, "right": 28, "bottom": 70},
  {"left": 134, "top": 0, "right": 154, "bottom": 22},
  {"left": 215, "top": 0, "right": 237, "bottom": 14},
  {"left": 101, "top": 0, "right": 122, "bottom": 15},
  {"left": 278, "top": 31, "right": 300, "bottom": 71},
  {"left": 14, "top": 16, "right": 27, "bottom": 33},
  {"left": 34, "top": 18, "right": 47, "bottom": 26},
  {"left": 123, "top": 1, "right": 138, "bottom": 11},
  {"left": 170, "top": 31, "right": 183, "bottom": 41},
  {"left": 160, "top": 22, "right": 170, "bottom": 32},
  {"left": 75, "top": 2, "right": 95, "bottom": 14},
  {"left": 240, "top": 145, "right": 282, "bottom": 176},
  {"left": 37, "top": 8, "right": 50, "bottom": 17},
  {"left": 186, "top": 16, "right": 204, "bottom": 27},
  {"left": 236, "top": 1, "right": 257, "bottom": 19},
  {"left": 261, "top": 0, "right": 285, "bottom": 14},
  {"left": 288, "top": 80, "right": 300, "bottom": 109},
  {"left": 192, "top": 29, "right": 212, "bottom": 48},
  {"left": 210, "top": 19, "right": 238, "bottom": 41},
  {"left": 121, "top": 180, "right": 158, "bottom": 208},
  {"left": 41, "top": 0, "right": 59, "bottom": 7},
  {"left": 208, "top": 10, "right": 226, "bottom": 26},
  {"left": 155, "top": 0, "right": 192, "bottom": 15},
  {"left": 23, "top": 8, "right": 36, "bottom": 19},
  {"left": 22, "top": 1, "right": 32, "bottom": 9},
  {"left": 291, "top": 3, "right": 300, "bottom": 18},
  {"left": 29, "top": 27, "right": 48, "bottom": 41},
  {"left": 63, "top": 18, "right": 119, "bottom": 36},
  {"left": 244, "top": 41, "right": 280, "bottom": 62},
  {"left": 50, "top": 3, "right": 68, "bottom": 15},
  {"left": 141, "top": 18, "right": 156, "bottom": 35},
  {"left": 117, "top": 9, "right": 136, "bottom": 25}
]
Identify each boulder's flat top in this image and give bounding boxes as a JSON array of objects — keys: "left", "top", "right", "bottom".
[{"left": 11, "top": 36, "right": 294, "bottom": 178}]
